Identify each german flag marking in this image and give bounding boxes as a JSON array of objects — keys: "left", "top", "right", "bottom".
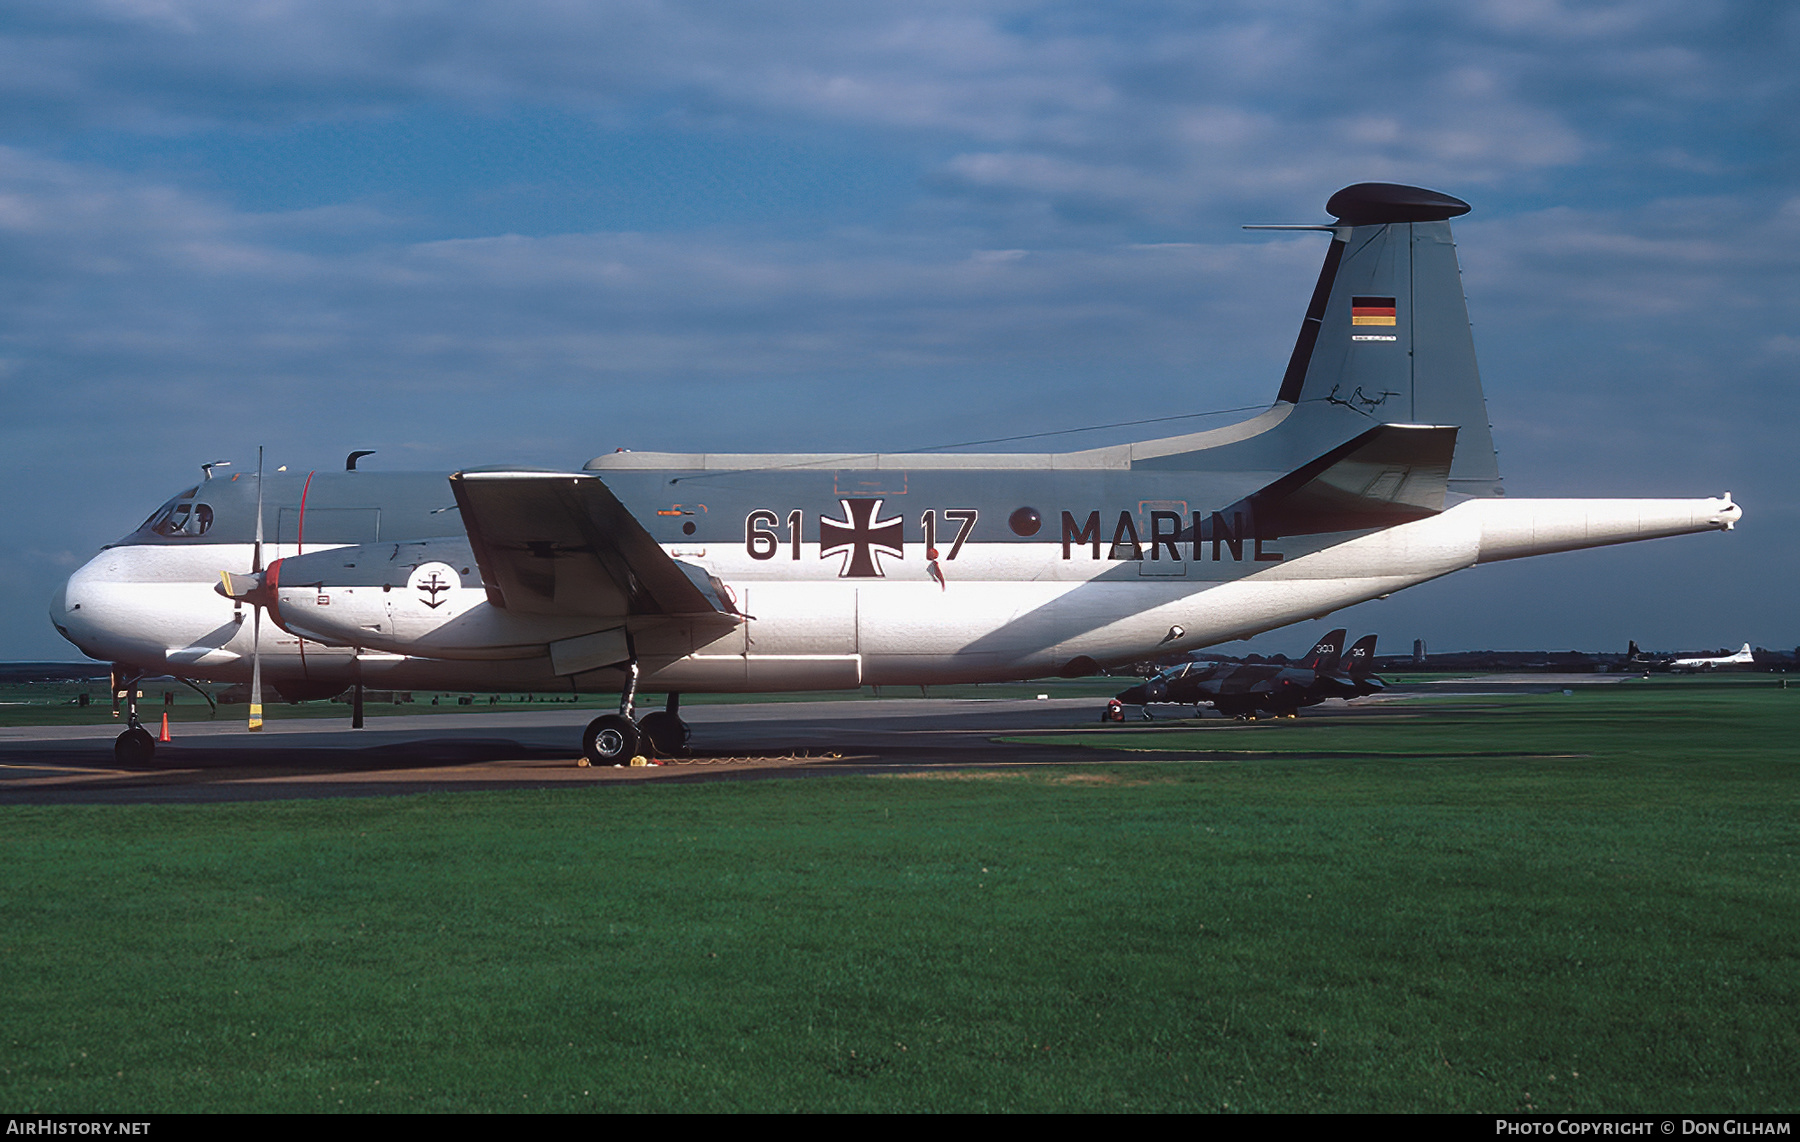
[{"left": 1351, "top": 295, "right": 1397, "bottom": 326}]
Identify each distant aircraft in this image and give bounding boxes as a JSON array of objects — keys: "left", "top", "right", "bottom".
[
  {"left": 1110, "top": 630, "right": 1385, "bottom": 719},
  {"left": 50, "top": 182, "right": 1743, "bottom": 765},
  {"left": 1668, "top": 644, "right": 1757, "bottom": 671}
]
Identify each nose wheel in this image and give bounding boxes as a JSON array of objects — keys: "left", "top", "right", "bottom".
[
  {"left": 111, "top": 666, "right": 155, "bottom": 763},
  {"left": 114, "top": 725, "right": 156, "bottom": 765}
]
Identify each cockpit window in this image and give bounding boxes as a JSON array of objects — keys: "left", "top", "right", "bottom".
[{"left": 139, "top": 487, "right": 214, "bottom": 538}]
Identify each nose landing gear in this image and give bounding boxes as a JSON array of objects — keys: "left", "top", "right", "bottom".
[{"left": 111, "top": 666, "right": 156, "bottom": 764}]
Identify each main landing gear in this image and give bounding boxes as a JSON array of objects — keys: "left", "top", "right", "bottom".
[
  {"left": 581, "top": 714, "right": 640, "bottom": 765},
  {"left": 579, "top": 664, "right": 692, "bottom": 766},
  {"left": 112, "top": 666, "right": 156, "bottom": 765},
  {"left": 637, "top": 692, "right": 692, "bottom": 757}
]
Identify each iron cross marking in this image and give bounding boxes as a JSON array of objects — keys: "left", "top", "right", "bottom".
[{"left": 819, "top": 498, "right": 904, "bottom": 578}]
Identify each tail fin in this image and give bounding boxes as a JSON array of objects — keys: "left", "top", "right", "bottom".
[
  {"left": 1301, "top": 628, "right": 1347, "bottom": 672},
  {"left": 1263, "top": 183, "right": 1502, "bottom": 498},
  {"left": 1343, "top": 634, "right": 1378, "bottom": 675}
]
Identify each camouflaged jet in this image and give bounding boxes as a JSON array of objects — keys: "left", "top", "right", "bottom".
[
  {"left": 1110, "top": 628, "right": 1366, "bottom": 719},
  {"left": 50, "top": 183, "right": 1743, "bottom": 765}
]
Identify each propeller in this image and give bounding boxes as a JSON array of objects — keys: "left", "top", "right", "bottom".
[
  {"left": 216, "top": 451, "right": 366, "bottom": 731},
  {"left": 249, "top": 450, "right": 264, "bottom": 732},
  {"left": 216, "top": 448, "right": 267, "bottom": 731}
]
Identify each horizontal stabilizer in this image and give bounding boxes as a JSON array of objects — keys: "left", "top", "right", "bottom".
[
  {"left": 1228, "top": 423, "right": 1458, "bottom": 537},
  {"left": 450, "top": 471, "right": 740, "bottom": 620}
]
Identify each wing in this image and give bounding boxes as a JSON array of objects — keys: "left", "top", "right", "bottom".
[{"left": 449, "top": 470, "right": 739, "bottom": 622}]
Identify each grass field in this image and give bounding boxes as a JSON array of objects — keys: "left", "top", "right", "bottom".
[{"left": 1, "top": 679, "right": 1794, "bottom": 1112}]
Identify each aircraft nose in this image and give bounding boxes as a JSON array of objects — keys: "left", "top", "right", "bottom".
[
  {"left": 48, "top": 576, "right": 84, "bottom": 650},
  {"left": 49, "top": 556, "right": 125, "bottom": 661}
]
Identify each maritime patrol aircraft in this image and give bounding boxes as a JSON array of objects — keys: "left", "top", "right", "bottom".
[{"left": 50, "top": 183, "right": 1743, "bottom": 765}]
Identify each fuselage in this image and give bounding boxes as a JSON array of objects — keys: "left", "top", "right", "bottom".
[{"left": 51, "top": 430, "right": 1742, "bottom": 699}]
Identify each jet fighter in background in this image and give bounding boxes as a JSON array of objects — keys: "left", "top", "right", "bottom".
[{"left": 1110, "top": 630, "right": 1384, "bottom": 720}]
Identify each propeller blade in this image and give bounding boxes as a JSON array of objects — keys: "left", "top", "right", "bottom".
[
  {"left": 247, "top": 446, "right": 266, "bottom": 732},
  {"left": 252, "top": 446, "right": 265, "bottom": 573},
  {"left": 248, "top": 605, "right": 264, "bottom": 732}
]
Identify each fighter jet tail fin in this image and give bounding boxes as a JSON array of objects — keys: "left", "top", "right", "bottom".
[
  {"left": 1343, "top": 634, "right": 1378, "bottom": 676},
  {"left": 1301, "top": 629, "right": 1347, "bottom": 672}
]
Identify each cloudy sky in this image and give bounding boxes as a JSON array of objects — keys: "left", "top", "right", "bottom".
[{"left": 3, "top": 0, "right": 1795, "bottom": 661}]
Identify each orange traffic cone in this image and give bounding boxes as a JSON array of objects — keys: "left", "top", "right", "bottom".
[{"left": 159, "top": 712, "right": 171, "bottom": 742}]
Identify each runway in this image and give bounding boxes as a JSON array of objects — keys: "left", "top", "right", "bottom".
[
  {"left": 0, "top": 697, "right": 1119, "bottom": 804},
  {"left": 0, "top": 675, "right": 1640, "bottom": 805}
]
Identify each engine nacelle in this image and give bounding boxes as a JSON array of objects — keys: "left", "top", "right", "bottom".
[{"left": 262, "top": 539, "right": 609, "bottom": 660}]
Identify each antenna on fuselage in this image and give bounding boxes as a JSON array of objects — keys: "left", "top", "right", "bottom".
[
  {"left": 201, "top": 461, "right": 230, "bottom": 480},
  {"left": 346, "top": 450, "right": 375, "bottom": 471}
]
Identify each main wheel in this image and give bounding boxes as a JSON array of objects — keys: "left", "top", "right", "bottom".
[
  {"left": 582, "top": 715, "right": 640, "bottom": 766},
  {"left": 636, "top": 710, "right": 690, "bottom": 758},
  {"left": 114, "top": 726, "right": 156, "bottom": 765}
]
